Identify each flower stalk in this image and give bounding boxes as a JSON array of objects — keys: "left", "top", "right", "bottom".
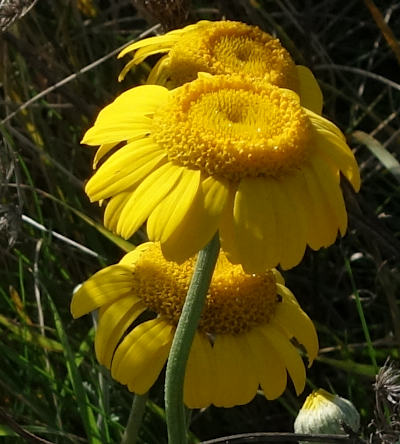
[
  {"left": 164, "top": 232, "right": 220, "bottom": 444},
  {"left": 121, "top": 392, "right": 148, "bottom": 444}
]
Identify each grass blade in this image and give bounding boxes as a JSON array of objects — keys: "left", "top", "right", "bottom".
[
  {"left": 352, "top": 130, "right": 400, "bottom": 184},
  {"left": 46, "top": 292, "right": 102, "bottom": 444}
]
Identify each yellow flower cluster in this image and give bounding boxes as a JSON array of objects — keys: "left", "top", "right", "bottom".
[
  {"left": 74, "top": 20, "right": 361, "bottom": 408},
  {"left": 83, "top": 20, "right": 359, "bottom": 272}
]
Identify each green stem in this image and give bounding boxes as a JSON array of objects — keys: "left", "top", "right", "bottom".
[
  {"left": 344, "top": 258, "right": 378, "bottom": 371},
  {"left": 121, "top": 392, "right": 148, "bottom": 444},
  {"left": 165, "top": 233, "right": 220, "bottom": 444}
]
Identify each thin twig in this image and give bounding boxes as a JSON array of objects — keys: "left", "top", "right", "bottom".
[
  {"left": 21, "top": 214, "right": 101, "bottom": 258},
  {"left": 33, "top": 238, "right": 44, "bottom": 333},
  {"left": 315, "top": 64, "right": 400, "bottom": 92},
  {"left": 319, "top": 336, "right": 400, "bottom": 354},
  {"left": 200, "top": 431, "right": 366, "bottom": 443}
]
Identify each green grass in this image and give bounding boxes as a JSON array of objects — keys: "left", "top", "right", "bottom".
[{"left": 1, "top": 0, "right": 400, "bottom": 442}]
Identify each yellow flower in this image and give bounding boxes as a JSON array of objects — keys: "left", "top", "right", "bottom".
[
  {"left": 71, "top": 242, "right": 318, "bottom": 408},
  {"left": 82, "top": 74, "right": 360, "bottom": 272},
  {"left": 118, "top": 20, "right": 323, "bottom": 114}
]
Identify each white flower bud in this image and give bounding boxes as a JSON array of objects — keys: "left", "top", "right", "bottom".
[{"left": 294, "top": 388, "right": 360, "bottom": 443}]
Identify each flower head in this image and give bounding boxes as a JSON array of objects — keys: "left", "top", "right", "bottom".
[
  {"left": 294, "top": 388, "right": 360, "bottom": 443},
  {"left": 83, "top": 74, "right": 360, "bottom": 272},
  {"left": 370, "top": 359, "right": 400, "bottom": 443},
  {"left": 118, "top": 20, "right": 323, "bottom": 114},
  {"left": 71, "top": 242, "right": 318, "bottom": 408}
]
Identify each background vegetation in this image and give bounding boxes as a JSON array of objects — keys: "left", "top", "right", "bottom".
[{"left": 1, "top": 0, "right": 399, "bottom": 442}]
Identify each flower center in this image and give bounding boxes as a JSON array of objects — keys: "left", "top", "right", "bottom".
[
  {"left": 131, "top": 244, "right": 279, "bottom": 335},
  {"left": 152, "top": 75, "right": 313, "bottom": 181},
  {"left": 168, "top": 21, "right": 299, "bottom": 90}
]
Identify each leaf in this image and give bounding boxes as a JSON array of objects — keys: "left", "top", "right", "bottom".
[
  {"left": 0, "top": 314, "right": 63, "bottom": 352},
  {"left": 352, "top": 130, "right": 400, "bottom": 184}
]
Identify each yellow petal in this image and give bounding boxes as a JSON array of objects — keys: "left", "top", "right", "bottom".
[
  {"left": 305, "top": 109, "right": 345, "bottom": 141},
  {"left": 272, "top": 269, "right": 285, "bottom": 286},
  {"left": 147, "top": 56, "right": 171, "bottom": 85},
  {"left": 119, "top": 49, "right": 171, "bottom": 81},
  {"left": 116, "top": 162, "right": 184, "bottom": 239},
  {"left": 261, "top": 323, "right": 306, "bottom": 396},
  {"left": 302, "top": 163, "right": 338, "bottom": 249},
  {"left": 184, "top": 333, "right": 215, "bottom": 409},
  {"left": 99, "top": 85, "right": 168, "bottom": 119},
  {"left": 82, "top": 115, "right": 152, "bottom": 146},
  {"left": 275, "top": 286, "right": 319, "bottom": 364},
  {"left": 111, "top": 318, "right": 174, "bottom": 394},
  {"left": 118, "top": 242, "right": 153, "bottom": 266},
  {"left": 296, "top": 65, "right": 323, "bottom": 115},
  {"left": 104, "top": 190, "right": 134, "bottom": 232},
  {"left": 286, "top": 167, "right": 326, "bottom": 250},
  {"left": 311, "top": 154, "right": 348, "bottom": 236},
  {"left": 279, "top": 169, "right": 321, "bottom": 252},
  {"left": 276, "top": 283, "right": 300, "bottom": 305},
  {"left": 118, "top": 59, "right": 138, "bottom": 82},
  {"left": 71, "top": 265, "right": 133, "bottom": 318},
  {"left": 118, "top": 31, "right": 183, "bottom": 59},
  {"left": 233, "top": 177, "right": 279, "bottom": 272},
  {"left": 278, "top": 174, "right": 308, "bottom": 269},
  {"left": 95, "top": 297, "right": 147, "bottom": 367},
  {"left": 118, "top": 32, "right": 184, "bottom": 81},
  {"left": 82, "top": 86, "right": 168, "bottom": 144},
  {"left": 246, "top": 327, "right": 287, "bottom": 400},
  {"left": 85, "top": 139, "right": 166, "bottom": 201},
  {"left": 147, "top": 169, "right": 201, "bottom": 243},
  {"left": 93, "top": 142, "right": 117, "bottom": 168},
  {"left": 219, "top": 188, "right": 240, "bottom": 263},
  {"left": 314, "top": 132, "right": 361, "bottom": 192},
  {"left": 160, "top": 175, "right": 230, "bottom": 263},
  {"left": 234, "top": 334, "right": 261, "bottom": 402},
  {"left": 268, "top": 178, "right": 307, "bottom": 270},
  {"left": 213, "top": 334, "right": 259, "bottom": 407},
  {"left": 131, "top": 46, "right": 173, "bottom": 65}
]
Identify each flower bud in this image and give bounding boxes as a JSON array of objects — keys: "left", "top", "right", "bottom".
[{"left": 294, "top": 388, "right": 360, "bottom": 442}]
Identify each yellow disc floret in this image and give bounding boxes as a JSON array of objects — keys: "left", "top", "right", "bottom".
[
  {"left": 131, "top": 244, "right": 194, "bottom": 324},
  {"left": 152, "top": 75, "right": 313, "bottom": 181},
  {"left": 199, "top": 252, "right": 278, "bottom": 335},
  {"left": 131, "top": 244, "right": 279, "bottom": 335},
  {"left": 168, "top": 21, "right": 298, "bottom": 89}
]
